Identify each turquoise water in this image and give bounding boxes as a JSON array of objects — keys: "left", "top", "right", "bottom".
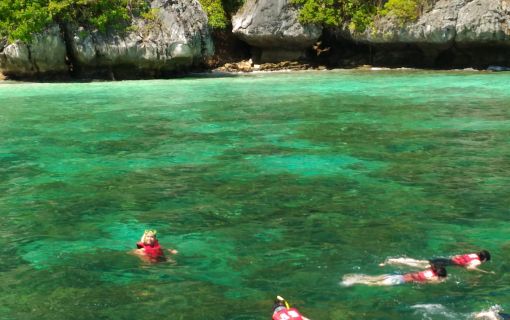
[{"left": 1, "top": 70, "right": 509, "bottom": 319}]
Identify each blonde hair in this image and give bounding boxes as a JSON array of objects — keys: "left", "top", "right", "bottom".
[{"left": 141, "top": 229, "right": 157, "bottom": 243}]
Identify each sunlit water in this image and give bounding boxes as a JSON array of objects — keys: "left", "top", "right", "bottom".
[{"left": 1, "top": 70, "right": 509, "bottom": 320}]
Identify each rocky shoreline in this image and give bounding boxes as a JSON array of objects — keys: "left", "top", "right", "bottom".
[
  {"left": 2, "top": 57, "right": 508, "bottom": 82},
  {"left": 2, "top": 0, "right": 510, "bottom": 80},
  {"left": 214, "top": 59, "right": 328, "bottom": 73},
  {"left": 212, "top": 61, "right": 507, "bottom": 74}
]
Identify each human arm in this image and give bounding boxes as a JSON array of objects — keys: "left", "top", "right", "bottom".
[
  {"left": 167, "top": 248, "right": 178, "bottom": 255},
  {"left": 379, "top": 257, "right": 430, "bottom": 268},
  {"left": 130, "top": 248, "right": 146, "bottom": 256},
  {"left": 466, "top": 261, "right": 495, "bottom": 274},
  {"left": 467, "top": 266, "right": 495, "bottom": 274}
]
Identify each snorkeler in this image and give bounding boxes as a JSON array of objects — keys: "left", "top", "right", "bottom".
[
  {"left": 341, "top": 265, "right": 447, "bottom": 286},
  {"left": 133, "top": 229, "right": 178, "bottom": 261},
  {"left": 272, "top": 296, "right": 310, "bottom": 320},
  {"left": 379, "top": 250, "right": 493, "bottom": 273}
]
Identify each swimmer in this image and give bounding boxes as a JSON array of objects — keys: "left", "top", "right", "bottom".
[
  {"left": 133, "top": 229, "right": 178, "bottom": 261},
  {"left": 473, "top": 305, "right": 510, "bottom": 320},
  {"left": 272, "top": 296, "right": 310, "bottom": 320},
  {"left": 379, "top": 250, "right": 493, "bottom": 274},
  {"left": 341, "top": 265, "right": 447, "bottom": 286}
]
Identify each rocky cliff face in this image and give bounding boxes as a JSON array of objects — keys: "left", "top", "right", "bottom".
[
  {"left": 68, "top": 0, "right": 213, "bottom": 78},
  {"left": 3, "top": 0, "right": 510, "bottom": 77},
  {"left": 456, "top": 0, "right": 510, "bottom": 44},
  {"left": 336, "top": 0, "right": 466, "bottom": 45},
  {"left": 232, "top": 0, "right": 510, "bottom": 68},
  {"left": 330, "top": 0, "right": 510, "bottom": 67},
  {"left": 337, "top": 0, "right": 510, "bottom": 45},
  {"left": 232, "top": 0, "right": 322, "bottom": 62},
  {"left": 0, "top": 0, "right": 213, "bottom": 79},
  {"left": 0, "top": 25, "right": 68, "bottom": 78}
]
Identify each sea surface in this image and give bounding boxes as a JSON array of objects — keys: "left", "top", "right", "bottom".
[{"left": 0, "top": 70, "right": 509, "bottom": 320}]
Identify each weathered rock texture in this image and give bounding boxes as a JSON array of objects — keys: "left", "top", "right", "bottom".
[
  {"left": 330, "top": 0, "right": 510, "bottom": 67},
  {"left": 231, "top": 0, "right": 510, "bottom": 68},
  {"left": 3, "top": 0, "right": 510, "bottom": 77},
  {"left": 456, "top": 0, "right": 510, "bottom": 44},
  {"left": 69, "top": 0, "right": 213, "bottom": 78},
  {"left": 0, "top": 0, "right": 212, "bottom": 79},
  {"left": 232, "top": 0, "right": 322, "bottom": 62},
  {"left": 336, "top": 0, "right": 510, "bottom": 45},
  {"left": 0, "top": 25, "right": 68, "bottom": 78},
  {"left": 337, "top": 0, "right": 467, "bottom": 45}
]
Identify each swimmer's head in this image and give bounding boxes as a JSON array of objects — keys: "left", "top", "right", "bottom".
[
  {"left": 436, "top": 266, "right": 447, "bottom": 278},
  {"left": 478, "top": 250, "right": 491, "bottom": 262},
  {"left": 142, "top": 230, "right": 157, "bottom": 245},
  {"left": 431, "top": 264, "right": 447, "bottom": 278},
  {"left": 273, "top": 296, "right": 289, "bottom": 312}
]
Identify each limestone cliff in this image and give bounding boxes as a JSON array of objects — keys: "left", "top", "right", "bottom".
[
  {"left": 0, "top": 0, "right": 213, "bottom": 79},
  {"left": 233, "top": 0, "right": 510, "bottom": 68},
  {"left": 0, "top": 25, "right": 68, "bottom": 78},
  {"left": 3, "top": 0, "right": 510, "bottom": 78},
  {"left": 232, "top": 0, "right": 322, "bottom": 62},
  {"left": 332, "top": 0, "right": 510, "bottom": 46},
  {"left": 68, "top": 0, "right": 213, "bottom": 78}
]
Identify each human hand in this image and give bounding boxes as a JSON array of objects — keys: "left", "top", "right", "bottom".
[
  {"left": 472, "top": 267, "right": 495, "bottom": 274},
  {"left": 168, "top": 249, "right": 178, "bottom": 255}
]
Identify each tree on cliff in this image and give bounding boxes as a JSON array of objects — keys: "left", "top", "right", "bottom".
[
  {"left": 290, "top": 0, "right": 437, "bottom": 31},
  {"left": 198, "top": 0, "right": 245, "bottom": 29},
  {"left": 0, "top": 0, "right": 149, "bottom": 43}
]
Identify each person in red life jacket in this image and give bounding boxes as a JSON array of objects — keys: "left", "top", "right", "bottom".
[
  {"left": 272, "top": 296, "right": 310, "bottom": 320},
  {"left": 341, "top": 264, "right": 447, "bottom": 286},
  {"left": 133, "top": 229, "right": 178, "bottom": 262},
  {"left": 379, "top": 250, "right": 493, "bottom": 273}
]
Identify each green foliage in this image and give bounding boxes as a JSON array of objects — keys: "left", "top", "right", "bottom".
[
  {"left": 141, "top": 7, "right": 159, "bottom": 21},
  {"left": 0, "top": 0, "right": 149, "bottom": 43},
  {"left": 290, "top": 0, "right": 379, "bottom": 31},
  {"left": 380, "top": 0, "right": 421, "bottom": 23},
  {"left": 348, "top": 1, "right": 377, "bottom": 32},
  {"left": 198, "top": 0, "right": 245, "bottom": 29},
  {"left": 0, "top": 0, "right": 51, "bottom": 43},
  {"left": 291, "top": 0, "right": 426, "bottom": 31},
  {"left": 199, "top": 0, "right": 228, "bottom": 29},
  {"left": 291, "top": 0, "right": 342, "bottom": 26}
]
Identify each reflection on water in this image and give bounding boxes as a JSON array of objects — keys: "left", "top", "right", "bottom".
[{"left": 1, "top": 71, "right": 509, "bottom": 319}]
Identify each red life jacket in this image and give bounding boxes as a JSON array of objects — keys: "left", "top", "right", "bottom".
[
  {"left": 137, "top": 240, "right": 163, "bottom": 258},
  {"left": 406, "top": 269, "right": 436, "bottom": 283},
  {"left": 273, "top": 308, "right": 304, "bottom": 320},
  {"left": 451, "top": 253, "right": 479, "bottom": 266}
]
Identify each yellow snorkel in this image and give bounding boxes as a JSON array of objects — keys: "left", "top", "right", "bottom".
[{"left": 276, "top": 295, "right": 291, "bottom": 309}]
